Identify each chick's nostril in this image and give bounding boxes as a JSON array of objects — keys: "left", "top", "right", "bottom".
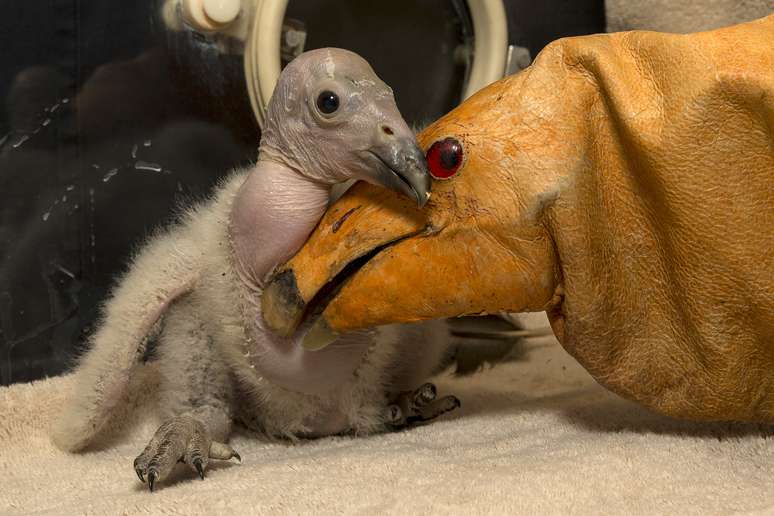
[{"left": 381, "top": 125, "right": 394, "bottom": 136}]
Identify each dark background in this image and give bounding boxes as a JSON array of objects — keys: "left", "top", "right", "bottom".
[{"left": 0, "top": 0, "right": 605, "bottom": 385}]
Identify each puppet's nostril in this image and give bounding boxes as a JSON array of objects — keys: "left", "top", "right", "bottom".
[{"left": 381, "top": 125, "right": 394, "bottom": 136}]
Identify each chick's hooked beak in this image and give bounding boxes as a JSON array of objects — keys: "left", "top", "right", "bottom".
[{"left": 362, "top": 126, "right": 431, "bottom": 208}]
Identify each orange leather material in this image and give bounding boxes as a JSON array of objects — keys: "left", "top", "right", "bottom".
[
  {"left": 274, "top": 16, "right": 774, "bottom": 422},
  {"left": 275, "top": 183, "right": 427, "bottom": 307}
]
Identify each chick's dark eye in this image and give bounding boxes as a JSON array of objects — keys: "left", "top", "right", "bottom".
[
  {"left": 316, "top": 90, "right": 339, "bottom": 114},
  {"left": 426, "top": 137, "right": 463, "bottom": 179}
]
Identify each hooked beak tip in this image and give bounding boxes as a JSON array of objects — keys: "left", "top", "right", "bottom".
[
  {"left": 419, "top": 190, "right": 431, "bottom": 208},
  {"left": 367, "top": 139, "right": 431, "bottom": 209}
]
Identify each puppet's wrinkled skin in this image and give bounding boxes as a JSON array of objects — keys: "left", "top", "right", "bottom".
[
  {"left": 264, "top": 16, "right": 774, "bottom": 423},
  {"left": 51, "top": 48, "right": 457, "bottom": 492}
]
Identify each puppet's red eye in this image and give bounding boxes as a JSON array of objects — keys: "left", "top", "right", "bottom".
[{"left": 426, "top": 137, "right": 463, "bottom": 180}]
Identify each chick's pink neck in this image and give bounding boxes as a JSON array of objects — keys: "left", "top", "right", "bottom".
[
  {"left": 229, "top": 160, "right": 371, "bottom": 398},
  {"left": 230, "top": 160, "right": 329, "bottom": 288}
]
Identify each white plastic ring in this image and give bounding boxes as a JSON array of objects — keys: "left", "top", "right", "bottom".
[
  {"left": 244, "top": 0, "right": 287, "bottom": 128},
  {"left": 245, "top": 0, "right": 507, "bottom": 128},
  {"left": 463, "top": 0, "right": 508, "bottom": 99}
]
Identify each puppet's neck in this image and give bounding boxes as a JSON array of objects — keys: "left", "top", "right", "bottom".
[{"left": 229, "top": 160, "right": 329, "bottom": 289}]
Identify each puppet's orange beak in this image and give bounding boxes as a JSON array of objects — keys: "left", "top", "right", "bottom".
[
  {"left": 261, "top": 180, "right": 558, "bottom": 350},
  {"left": 261, "top": 181, "right": 429, "bottom": 340}
]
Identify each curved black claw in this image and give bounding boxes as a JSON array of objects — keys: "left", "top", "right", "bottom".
[
  {"left": 135, "top": 468, "right": 145, "bottom": 483},
  {"left": 386, "top": 405, "right": 402, "bottom": 425},
  {"left": 193, "top": 458, "right": 205, "bottom": 480},
  {"left": 233, "top": 451, "right": 242, "bottom": 463},
  {"left": 148, "top": 469, "right": 158, "bottom": 492},
  {"left": 412, "top": 383, "right": 437, "bottom": 406}
]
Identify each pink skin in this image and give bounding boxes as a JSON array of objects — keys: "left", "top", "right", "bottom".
[
  {"left": 230, "top": 161, "right": 376, "bottom": 395},
  {"left": 227, "top": 48, "right": 428, "bottom": 395},
  {"left": 230, "top": 162, "right": 329, "bottom": 288}
]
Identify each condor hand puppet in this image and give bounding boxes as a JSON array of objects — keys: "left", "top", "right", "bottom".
[{"left": 263, "top": 16, "right": 774, "bottom": 423}]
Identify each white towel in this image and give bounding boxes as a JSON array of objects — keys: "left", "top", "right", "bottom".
[{"left": 2, "top": 333, "right": 773, "bottom": 515}]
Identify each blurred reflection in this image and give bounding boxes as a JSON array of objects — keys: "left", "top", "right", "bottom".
[{"left": 0, "top": 2, "right": 257, "bottom": 384}]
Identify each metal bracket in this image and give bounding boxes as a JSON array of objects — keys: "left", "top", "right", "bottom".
[{"left": 504, "top": 44, "right": 532, "bottom": 76}]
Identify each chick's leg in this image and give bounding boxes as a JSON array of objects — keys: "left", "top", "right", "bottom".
[
  {"left": 133, "top": 300, "right": 239, "bottom": 491},
  {"left": 384, "top": 383, "right": 460, "bottom": 429},
  {"left": 380, "top": 322, "right": 460, "bottom": 429}
]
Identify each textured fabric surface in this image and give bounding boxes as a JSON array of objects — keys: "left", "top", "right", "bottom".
[
  {"left": 2, "top": 331, "right": 773, "bottom": 515},
  {"left": 606, "top": 0, "right": 774, "bottom": 33}
]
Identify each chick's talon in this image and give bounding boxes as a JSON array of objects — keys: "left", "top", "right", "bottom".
[
  {"left": 147, "top": 469, "right": 158, "bottom": 492},
  {"left": 133, "top": 415, "right": 237, "bottom": 491},
  {"left": 193, "top": 458, "right": 205, "bottom": 480}
]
